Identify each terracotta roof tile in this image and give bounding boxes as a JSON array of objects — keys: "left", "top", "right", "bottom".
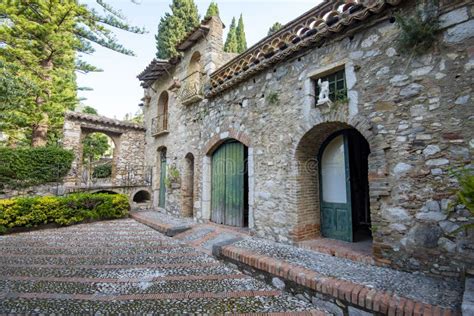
[{"left": 207, "top": 0, "right": 403, "bottom": 97}]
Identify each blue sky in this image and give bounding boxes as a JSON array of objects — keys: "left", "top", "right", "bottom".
[{"left": 77, "top": 0, "right": 320, "bottom": 119}]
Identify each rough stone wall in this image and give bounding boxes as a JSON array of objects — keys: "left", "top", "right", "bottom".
[
  {"left": 0, "top": 183, "right": 65, "bottom": 199},
  {"left": 143, "top": 2, "right": 473, "bottom": 276}
]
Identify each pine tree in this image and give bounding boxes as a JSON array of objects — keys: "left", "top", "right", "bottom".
[
  {"left": 224, "top": 17, "right": 239, "bottom": 53},
  {"left": 0, "top": 0, "right": 145, "bottom": 147},
  {"left": 205, "top": 1, "right": 220, "bottom": 18},
  {"left": 236, "top": 14, "right": 247, "bottom": 53},
  {"left": 155, "top": 0, "right": 200, "bottom": 59},
  {"left": 268, "top": 22, "right": 283, "bottom": 36}
]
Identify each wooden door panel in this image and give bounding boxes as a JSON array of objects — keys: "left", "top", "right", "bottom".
[
  {"left": 211, "top": 141, "right": 245, "bottom": 227},
  {"left": 211, "top": 146, "right": 226, "bottom": 224},
  {"left": 320, "top": 133, "right": 353, "bottom": 242},
  {"left": 224, "top": 142, "right": 244, "bottom": 227},
  {"left": 159, "top": 158, "right": 166, "bottom": 208}
]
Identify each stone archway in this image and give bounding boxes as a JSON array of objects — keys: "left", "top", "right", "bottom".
[
  {"left": 80, "top": 131, "right": 117, "bottom": 187},
  {"left": 291, "top": 117, "right": 388, "bottom": 243},
  {"left": 62, "top": 112, "right": 146, "bottom": 189}
]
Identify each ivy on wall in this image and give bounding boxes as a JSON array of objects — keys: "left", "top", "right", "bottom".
[{"left": 0, "top": 146, "right": 74, "bottom": 189}]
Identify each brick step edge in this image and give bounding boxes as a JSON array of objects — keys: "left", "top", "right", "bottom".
[
  {"left": 216, "top": 245, "right": 457, "bottom": 316},
  {"left": 129, "top": 213, "right": 191, "bottom": 237}
]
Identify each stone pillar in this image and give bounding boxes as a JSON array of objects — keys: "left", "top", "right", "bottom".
[{"left": 62, "top": 120, "right": 82, "bottom": 187}]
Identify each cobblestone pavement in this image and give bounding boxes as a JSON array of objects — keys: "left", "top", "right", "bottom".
[
  {"left": 233, "top": 239, "right": 463, "bottom": 309},
  {"left": 0, "top": 219, "right": 327, "bottom": 315},
  {"left": 132, "top": 211, "right": 464, "bottom": 314}
]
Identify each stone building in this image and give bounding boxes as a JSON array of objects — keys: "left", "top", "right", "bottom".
[{"left": 138, "top": 0, "right": 473, "bottom": 277}]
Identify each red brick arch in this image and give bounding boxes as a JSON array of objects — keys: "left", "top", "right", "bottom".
[
  {"left": 203, "top": 129, "right": 251, "bottom": 155},
  {"left": 290, "top": 110, "right": 389, "bottom": 244}
]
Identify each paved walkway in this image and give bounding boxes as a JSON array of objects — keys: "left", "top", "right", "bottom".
[
  {"left": 0, "top": 219, "right": 326, "bottom": 315},
  {"left": 132, "top": 211, "right": 464, "bottom": 315}
]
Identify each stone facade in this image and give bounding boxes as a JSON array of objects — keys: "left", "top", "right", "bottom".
[{"left": 140, "top": 1, "right": 473, "bottom": 277}]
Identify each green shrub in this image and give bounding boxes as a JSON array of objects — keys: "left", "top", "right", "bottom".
[
  {"left": 92, "top": 163, "right": 112, "bottom": 178},
  {"left": 0, "top": 193, "right": 129, "bottom": 233},
  {"left": 395, "top": 11, "right": 439, "bottom": 55},
  {"left": 0, "top": 146, "right": 74, "bottom": 189},
  {"left": 451, "top": 167, "right": 474, "bottom": 233}
]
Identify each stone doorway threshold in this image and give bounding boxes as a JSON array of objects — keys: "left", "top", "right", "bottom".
[{"left": 297, "top": 238, "right": 375, "bottom": 266}]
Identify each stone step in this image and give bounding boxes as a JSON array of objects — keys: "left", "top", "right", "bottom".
[
  {"left": 214, "top": 241, "right": 462, "bottom": 316},
  {"left": 0, "top": 252, "right": 214, "bottom": 266},
  {"left": 0, "top": 276, "right": 279, "bottom": 296},
  {"left": 0, "top": 263, "right": 240, "bottom": 279},
  {"left": 130, "top": 211, "right": 193, "bottom": 236},
  {"left": 0, "top": 295, "right": 325, "bottom": 315}
]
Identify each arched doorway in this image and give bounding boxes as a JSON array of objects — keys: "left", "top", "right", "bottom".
[
  {"left": 319, "top": 129, "right": 371, "bottom": 242},
  {"left": 133, "top": 190, "right": 151, "bottom": 203},
  {"left": 182, "top": 153, "right": 194, "bottom": 218},
  {"left": 211, "top": 140, "right": 248, "bottom": 227}
]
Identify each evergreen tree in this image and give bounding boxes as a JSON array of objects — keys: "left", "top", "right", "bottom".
[
  {"left": 155, "top": 0, "right": 200, "bottom": 59},
  {"left": 268, "top": 22, "right": 283, "bottom": 36},
  {"left": 224, "top": 17, "right": 238, "bottom": 53},
  {"left": 236, "top": 14, "right": 247, "bottom": 53},
  {"left": 0, "top": 0, "right": 145, "bottom": 147},
  {"left": 82, "top": 106, "right": 99, "bottom": 115},
  {"left": 83, "top": 133, "right": 110, "bottom": 162},
  {"left": 205, "top": 1, "right": 220, "bottom": 18}
]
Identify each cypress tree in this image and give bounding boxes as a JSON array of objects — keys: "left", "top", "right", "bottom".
[
  {"left": 236, "top": 14, "right": 247, "bottom": 53},
  {"left": 268, "top": 22, "right": 283, "bottom": 36},
  {"left": 224, "top": 17, "right": 239, "bottom": 53},
  {"left": 155, "top": 0, "right": 200, "bottom": 59},
  {"left": 205, "top": 1, "right": 220, "bottom": 18}
]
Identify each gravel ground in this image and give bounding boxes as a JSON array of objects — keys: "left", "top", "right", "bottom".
[
  {"left": 234, "top": 238, "right": 463, "bottom": 309},
  {"left": 0, "top": 219, "right": 325, "bottom": 314}
]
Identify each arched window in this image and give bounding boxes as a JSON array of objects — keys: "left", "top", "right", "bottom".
[
  {"left": 153, "top": 91, "right": 168, "bottom": 135},
  {"left": 181, "top": 51, "right": 204, "bottom": 105},
  {"left": 189, "top": 51, "right": 202, "bottom": 77}
]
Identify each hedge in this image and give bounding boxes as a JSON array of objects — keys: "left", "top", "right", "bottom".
[
  {"left": 92, "top": 163, "right": 112, "bottom": 178},
  {"left": 0, "top": 146, "right": 74, "bottom": 189},
  {"left": 0, "top": 193, "right": 129, "bottom": 234}
]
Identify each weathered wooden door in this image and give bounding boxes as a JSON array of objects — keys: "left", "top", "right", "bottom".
[
  {"left": 211, "top": 141, "right": 245, "bottom": 227},
  {"left": 159, "top": 154, "right": 166, "bottom": 208},
  {"left": 320, "top": 133, "right": 353, "bottom": 242}
]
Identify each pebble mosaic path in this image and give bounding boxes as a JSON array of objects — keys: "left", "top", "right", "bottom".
[
  {"left": 133, "top": 211, "right": 464, "bottom": 315},
  {"left": 0, "top": 219, "right": 327, "bottom": 315}
]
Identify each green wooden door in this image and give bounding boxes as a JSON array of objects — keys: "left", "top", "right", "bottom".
[
  {"left": 159, "top": 155, "right": 166, "bottom": 208},
  {"left": 211, "top": 141, "right": 245, "bottom": 227},
  {"left": 320, "top": 134, "right": 353, "bottom": 242}
]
